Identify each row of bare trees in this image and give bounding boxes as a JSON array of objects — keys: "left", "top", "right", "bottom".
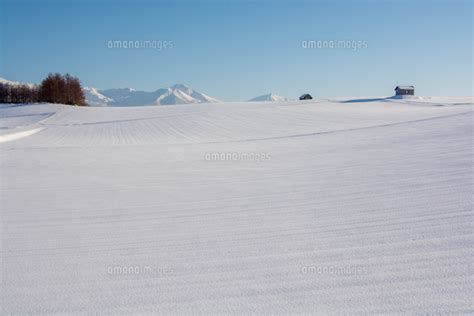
[
  {"left": 0, "top": 73, "right": 87, "bottom": 106},
  {"left": 0, "top": 83, "right": 38, "bottom": 103}
]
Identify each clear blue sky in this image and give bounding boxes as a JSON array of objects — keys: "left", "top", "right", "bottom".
[{"left": 1, "top": 0, "right": 472, "bottom": 100}]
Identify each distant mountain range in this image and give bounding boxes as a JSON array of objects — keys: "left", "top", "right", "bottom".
[
  {"left": 0, "top": 77, "right": 36, "bottom": 88},
  {"left": 83, "top": 84, "right": 221, "bottom": 106},
  {"left": 1, "top": 77, "right": 290, "bottom": 105}
]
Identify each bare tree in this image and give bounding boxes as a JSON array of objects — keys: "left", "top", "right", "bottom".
[
  {"left": 38, "top": 73, "right": 87, "bottom": 106},
  {"left": 0, "top": 83, "right": 11, "bottom": 103}
]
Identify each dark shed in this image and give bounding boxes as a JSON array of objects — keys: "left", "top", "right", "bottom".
[
  {"left": 299, "top": 93, "right": 313, "bottom": 100},
  {"left": 395, "top": 86, "right": 415, "bottom": 96}
]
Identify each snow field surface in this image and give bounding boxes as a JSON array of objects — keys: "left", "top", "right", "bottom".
[{"left": 0, "top": 97, "right": 473, "bottom": 314}]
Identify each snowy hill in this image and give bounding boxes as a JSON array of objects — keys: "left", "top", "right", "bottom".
[
  {"left": 248, "top": 93, "right": 288, "bottom": 102},
  {"left": 0, "top": 97, "right": 473, "bottom": 314},
  {"left": 85, "top": 84, "right": 221, "bottom": 106}
]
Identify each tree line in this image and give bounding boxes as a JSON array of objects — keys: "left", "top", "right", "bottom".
[{"left": 0, "top": 73, "right": 87, "bottom": 106}]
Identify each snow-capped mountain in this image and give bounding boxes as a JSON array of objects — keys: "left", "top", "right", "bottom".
[
  {"left": 85, "top": 84, "right": 220, "bottom": 106},
  {"left": 248, "top": 93, "right": 288, "bottom": 102},
  {"left": 82, "top": 87, "right": 114, "bottom": 106}
]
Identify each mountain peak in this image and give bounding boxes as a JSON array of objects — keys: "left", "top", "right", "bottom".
[
  {"left": 170, "top": 83, "right": 190, "bottom": 90},
  {"left": 248, "top": 93, "right": 288, "bottom": 102}
]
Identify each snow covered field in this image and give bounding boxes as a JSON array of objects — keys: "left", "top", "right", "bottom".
[{"left": 1, "top": 97, "right": 472, "bottom": 314}]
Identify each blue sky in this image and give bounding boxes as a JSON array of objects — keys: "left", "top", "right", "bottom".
[{"left": 1, "top": 0, "right": 472, "bottom": 100}]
